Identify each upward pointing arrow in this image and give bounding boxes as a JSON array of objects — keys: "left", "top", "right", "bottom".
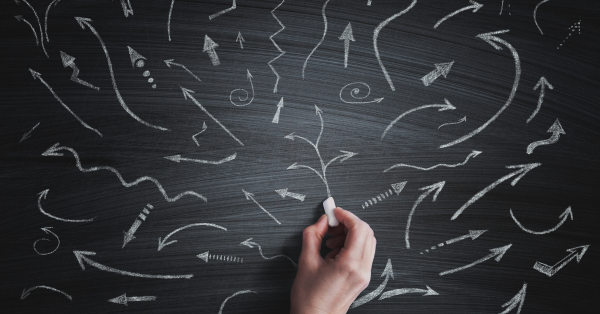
[
  {"left": 406, "top": 182, "right": 445, "bottom": 249},
  {"left": 526, "top": 119, "right": 565, "bottom": 154},
  {"left": 500, "top": 283, "right": 527, "bottom": 314},
  {"left": 421, "top": 61, "right": 454, "bottom": 86},
  {"left": 236, "top": 32, "right": 245, "bottom": 49},
  {"left": 534, "top": 245, "right": 589, "bottom": 277},
  {"left": 339, "top": 22, "right": 355, "bottom": 68},
  {"left": 440, "top": 244, "right": 512, "bottom": 276},
  {"left": 272, "top": 97, "right": 284, "bottom": 124},
  {"left": 350, "top": 259, "right": 394, "bottom": 309},
  {"left": 203, "top": 35, "right": 220, "bottom": 66},
  {"left": 527, "top": 77, "right": 553, "bottom": 123}
]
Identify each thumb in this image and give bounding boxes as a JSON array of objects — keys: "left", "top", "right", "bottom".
[{"left": 299, "top": 214, "right": 328, "bottom": 266}]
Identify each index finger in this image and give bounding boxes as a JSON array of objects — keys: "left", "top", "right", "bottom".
[{"left": 333, "top": 207, "right": 372, "bottom": 257}]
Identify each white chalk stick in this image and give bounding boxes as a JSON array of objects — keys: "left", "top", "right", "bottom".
[{"left": 323, "top": 197, "right": 339, "bottom": 227}]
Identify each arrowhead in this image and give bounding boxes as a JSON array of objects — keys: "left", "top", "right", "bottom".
[
  {"left": 314, "top": 105, "right": 323, "bottom": 115},
  {"left": 566, "top": 245, "right": 590, "bottom": 263},
  {"left": 127, "top": 46, "right": 146, "bottom": 67},
  {"left": 28, "top": 68, "right": 41, "bottom": 80},
  {"left": 284, "top": 133, "right": 295, "bottom": 140},
  {"left": 381, "top": 259, "right": 394, "bottom": 280},
  {"left": 42, "top": 143, "right": 63, "bottom": 156},
  {"left": 419, "top": 181, "right": 445, "bottom": 201},
  {"left": 14, "top": 15, "right": 23, "bottom": 21},
  {"left": 423, "top": 286, "right": 439, "bottom": 296},
  {"left": 122, "top": 231, "right": 136, "bottom": 248},
  {"left": 41, "top": 227, "right": 53, "bottom": 234},
  {"left": 506, "top": 163, "right": 541, "bottom": 186},
  {"left": 547, "top": 119, "right": 565, "bottom": 135},
  {"left": 559, "top": 206, "right": 573, "bottom": 220},
  {"left": 476, "top": 29, "right": 510, "bottom": 50},
  {"left": 203, "top": 34, "right": 218, "bottom": 52},
  {"left": 534, "top": 76, "right": 554, "bottom": 91},
  {"left": 391, "top": 182, "right": 407, "bottom": 195},
  {"left": 242, "top": 189, "right": 254, "bottom": 200},
  {"left": 73, "top": 250, "right": 96, "bottom": 270},
  {"left": 471, "top": 150, "right": 483, "bottom": 158},
  {"left": 157, "top": 237, "right": 177, "bottom": 251},
  {"left": 287, "top": 162, "right": 299, "bottom": 170},
  {"left": 38, "top": 189, "right": 50, "bottom": 199},
  {"left": 275, "top": 188, "right": 288, "bottom": 198},
  {"left": 60, "top": 51, "right": 76, "bottom": 67},
  {"left": 490, "top": 244, "right": 512, "bottom": 262},
  {"left": 236, "top": 32, "right": 245, "bottom": 42},
  {"left": 468, "top": 230, "right": 487, "bottom": 240},
  {"left": 502, "top": 283, "right": 527, "bottom": 309},
  {"left": 108, "top": 293, "right": 128, "bottom": 306},
  {"left": 338, "top": 150, "right": 358, "bottom": 163},
  {"left": 439, "top": 98, "right": 456, "bottom": 111},
  {"left": 277, "top": 97, "right": 284, "bottom": 108},
  {"left": 374, "top": 97, "right": 384, "bottom": 103},
  {"left": 179, "top": 85, "right": 195, "bottom": 100},
  {"left": 339, "top": 22, "right": 355, "bottom": 41},
  {"left": 74, "top": 17, "right": 92, "bottom": 29},
  {"left": 240, "top": 238, "right": 255, "bottom": 248},
  {"left": 164, "top": 59, "right": 174, "bottom": 68},
  {"left": 164, "top": 155, "right": 182, "bottom": 163},
  {"left": 434, "top": 61, "right": 454, "bottom": 78},
  {"left": 469, "top": 0, "right": 484, "bottom": 12},
  {"left": 197, "top": 251, "right": 209, "bottom": 263},
  {"left": 246, "top": 69, "right": 253, "bottom": 79},
  {"left": 21, "top": 287, "right": 33, "bottom": 299}
]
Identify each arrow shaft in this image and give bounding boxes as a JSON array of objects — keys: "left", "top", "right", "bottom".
[
  {"left": 379, "top": 288, "right": 426, "bottom": 299},
  {"left": 421, "top": 69, "right": 442, "bottom": 86},
  {"left": 126, "top": 219, "right": 142, "bottom": 235},
  {"left": 20, "top": 18, "right": 39, "bottom": 45},
  {"left": 527, "top": 86, "right": 545, "bottom": 123},
  {"left": 69, "top": 63, "right": 100, "bottom": 90},
  {"left": 434, "top": 5, "right": 475, "bottom": 29},
  {"left": 534, "top": 0, "right": 550, "bottom": 35},
  {"left": 382, "top": 103, "right": 449, "bottom": 140},
  {"left": 38, "top": 192, "right": 95, "bottom": 223},
  {"left": 168, "top": 0, "right": 175, "bottom": 41},
  {"left": 21, "top": 122, "right": 40, "bottom": 142},
  {"left": 249, "top": 196, "right": 281, "bottom": 225},
  {"left": 186, "top": 94, "right": 244, "bottom": 146},
  {"left": 439, "top": 251, "right": 496, "bottom": 276},
  {"left": 302, "top": 0, "right": 331, "bottom": 78},
  {"left": 44, "top": 0, "right": 62, "bottom": 42},
  {"left": 24, "top": 286, "right": 72, "bottom": 300},
  {"left": 218, "top": 290, "right": 256, "bottom": 314},
  {"left": 82, "top": 256, "right": 192, "bottom": 279},
  {"left": 343, "top": 39, "right": 350, "bottom": 68},
  {"left": 206, "top": 49, "right": 220, "bottom": 65},
  {"left": 445, "top": 233, "right": 470, "bottom": 245},
  {"left": 173, "top": 63, "right": 202, "bottom": 82},
  {"left": 350, "top": 276, "right": 389, "bottom": 308},
  {"left": 385, "top": 151, "right": 477, "bottom": 172},
  {"left": 534, "top": 252, "right": 577, "bottom": 276},
  {"left": 438, "top": 116, "right": 466, "bottom": 129},
  {"left": 272, "top": 106, "right": 282, "bottom": 123},
  {"left": 285, "top": 192, "right": 305, "bottom": 201},
  {"left": 406, "top": 191, "right": 431, "bottom": 249},
  {"left": 21, "top": 0, "right": 48, "bottom": 57},
  {"left": 179, "top": 153, "right": 237, "bottom": 165},
  {"left": 254, "top": 243, "right": 297, "bottom": 267},
  {"left": 162, "top": 223, "right": 227, "bottom": 243},
  {"left": 526, "top": 132, "right": 559, "bottom": 154},
  {"left": 510, "top": 209, "right": 568, "bottom": 235},
  {"left": 127, "top": 296, "right": 156, "bottom": 302}
]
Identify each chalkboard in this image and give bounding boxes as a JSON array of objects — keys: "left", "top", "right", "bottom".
[{"left": 2, "top": 0, "right": 599, "bottom": 313}]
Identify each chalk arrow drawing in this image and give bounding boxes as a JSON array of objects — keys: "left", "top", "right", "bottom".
[
  {"left": 21, "top": 285, "right": 72, "bottom": 301},
  {"left": 236, "top": 31, "right": 245, "bottom": 49},
  {"left": 15, "top": 15, "right": 39, "bottom": 46},
  {"left": 268, "top": 0, "right": 286, "bottom": 93},
  {"left": 339, "top": 82, "right": 384, "bottom": 104},
  {"left": 421, "top": 230, "right": 487, "bottom": 254},
  {"left": 197, "top": 251, "right": 243, "bottom": 263},
  {"left": 373, "top": 0, "right": 417, "bottom": 91},
  {"left": 381, "top": 98, "right": 455, "bottom": 140},
  {"left": 528, "top": 77, "right": 553, "bottom": 123},
  {"left": 16, "top": 0, "right": 48, "bottom": 57},
  {"left": 164, "top": 153, "right": 237, "bottom": 165},
  {"left": 123, "top": 204, "right": 152, "bottom": 248},
  {"left": 385, "top": 150, "right": 481, "bottom": 172},
  {"left": 20, "top": 122, "right": 40, "bottom": 142},
  {"left": 209, "top": 0, "right": 236, "bottom": 20},
  {"left": 119, "top": 0, "right": 134, "bottom": 17},
  {"left": 29, "top": 69, "right": 102, "bottom": 137},
  {"left": 510, "top": 206, "right": 572, "bottom": 235},
  {"left": 127, "top": 46, "right": 146, "bottom": 67},
  {"left": 339, "top": 22, "right": 355, "bottom": 68},
  {"left": 44, "top": 0, "right": 61, "bottom": 42},
  {"left": 60, "top": 51, "right": 100, "bottom": 90},
  {"left": 406, "top": 181, "right": 445, "bottom": 249},
  {"left": 108, "top": 293, "right": 156, "bottom": 306},
  {"left": 440, "top": 244, "right": 512, "bottom": 276},
  {"left": 38, "top": 189, "right": 95, "bottom": 223},
  {"left": 534, "top": 0, "right": 550, "bottom": 35},
  {"left": 500, "top": 283, "right": 527, "bottom": 314},
  {"left": 240, "top": 238, "right": 297, "bottom": 267},
  {"left": 350, "top": 259, "right": 393, "bottom": 309},
  {"left": 438, "top": 116, "right": 466, "bottom": 129},
  {"left": 192, "top": 122, "right": 207, "bottom": 146},
  {"left": 434, "top": 0, "right": 483, "bottom": 29},
  {"left": 180, "top": 86, "right": 244, "bottom": 146},
  {"left": 272, "top": 97, "right": 284, "bottom": 123},
  {"left": 440, "top": 30, "right": 520, "bottom": 148},
  {"left": 164, "top": 59, "right": 202, "bottom": 82},
  {"left": 242, "top": 190, "right": 281, "bottom": 224},
  {"left": 168, "top": 0, "right": 175, "bottom": 40},
  {"left": 33, "top": 227, "right": 60, "bottom": 255},
  {"left": 75, "top": 17, "right": 169, "bottom": 131},
  {"left": 230, "top": 70, "right": 255, "bottom": 106},
  {"left": 218, "top": 290, "right": 257, "bottom": 314},
  {"left": 362, "top": 182, "right": 407, "bottom": 209},
  {"left": 42, "top": 143, "right": 207, "bottom": 202},
  {"left": 533, "top": 245, "right": 589, "bottom": 277},
  {"left": 203, "top": 35, "right": 220, "bottom": 65},
  {"left": 275, "top": 188, "right": 306, "bottom": 202},
  {"left": 73, "top": 251, "right": 193, "bottom": 279},
  {"left": 379, "top": 286, "right": 439, "bottom": 300},
  {"left": 302, "top": 0, "right": 332, "bottom": 79},
  {"left": 527, "top": 119, "right": 564, "bottom": 154},
  {"left": 157, "top": 223, "right": 227, "bottom": 251},
  {"left": 421, "top": 61, "right": 454, "bottom": 86},
  {"left": 452, "top": 163, "right": 541, "bottom": 220}
]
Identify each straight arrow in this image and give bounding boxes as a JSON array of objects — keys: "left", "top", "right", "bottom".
[
  {"left": 382, "top": 99, "right": 456, "bottom": 140},
  {"left": 20, "top": 122, "right": 40, "bottom": 142},
  {"left": 406, "top": 182, "right": 445, "bottom": 249},
  {"left": 157, "top": 223, "right": 227, "bottom": 251},
  {"left": 500, "top": 283, "right": 527, "bottom": 314},
  {"left": 123, "top": 204, "right": 152, "bottom": 248},
  {"left": 203, "top": 35, "right": 220, "bottom": 65},
  {"left": 446, "top": 230, "right": 487, "bottom": 244},
  {"left": 533, "top": 245, "right": 589, "bottom": 277},
  {"left": 108, "top": 293, "right": 155, "bottom": 306},
  {"left": 434, "top": 1, "right": 483, "bottom": 29},
  {"left": 526, "top": 119, "right": 565, "bottom": 154},
  {"left": 350, "top": 259, "right": 393, "bottom": 308},
  {"left": 275, "top": 188, "right": 306, "bottom": 202},
  {"left": 164, "top": 153, "right": 237, "bottom": 165},
  {"left": 272, "top": 97, "right": 284, "bottom": 124},
  {"left": 421, "top": 61, "right": 454, "bottom": 86},
  {"left": 240, "top": 238, "right": 297, "bottom": 267},
  {"left": 527, "top": 77, "right": 553, "bottom": 123},
  {"left": 236, "top": 31, "right": 245, "bottom": 49},
  {"left": 197, "top": 251, "right": 243, "bottom": 263},
  {"left": 339, "top": 22, "right": 355, "bottom": 68},
  {"left": 440, "top": 244, "right": 512, "bottom": 276},
  {"left": 242, "top": 190, "right": 281, "bottom": 224},
  {"left": 379, "top": 286, "right": 439, "bottom": 300},
  {"left": 164, "top": 59, "right": 202, "bottom": 82}
]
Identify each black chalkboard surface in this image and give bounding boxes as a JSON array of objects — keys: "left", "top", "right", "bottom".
[{"left": 2, "top": 0, "right": 599, "bottom": 313}]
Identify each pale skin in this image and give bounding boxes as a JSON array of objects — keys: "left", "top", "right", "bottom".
[{"left": 290, "top": 207, "right": 376, "bottom": 314}]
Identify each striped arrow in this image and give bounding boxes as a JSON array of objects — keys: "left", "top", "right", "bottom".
[{"left": 275, "top": 188, "right": 305, "bottom": 202}]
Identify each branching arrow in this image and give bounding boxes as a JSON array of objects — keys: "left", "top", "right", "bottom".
[
  {"left": 164, "top": 59, "right": 202, "bottom": 82},
  {"left": 275, "top": 188, "right": 306, "bottom": 202},
  {"left": 218, "top": 290, "right": 257, "bottom": 314},
  {"left": 209, "top": 0, "right": 236, "bottom": 20},
  {"left": 20, "top": 122, "right": 40, "bottom": 142},
  {"left": 500, "top": 283, "right": 527, "bottom": 314},
  {"left": 339, "top": 22, "right": 355, "bottom": 68},
  {"left": 230, "top": 70, "right": 255, "bottom": 106},
  {"left": 73, "top": 250, "right": 193, "bottom": 278},
  {"left": 157, "top": 223, "right": 227, "bottom": 251},
  {"left": 16, "top": 0, "right": 48, "bottom": 57},
  {"left": 379, "top": 286, "right": 439, "bottom": 300},
  {"left": 164, "top": 153, "right": 237, "bottom": 165},
  {"left": 272, "top": 97, "right": 284, "bottom": 123},
  {"left": 242, "top": 190, "right": 281, "bottom": 224},
  {"left": 434, "top": 1, "right": 483, "bottom": 29},
  {"left": 382, "top": 98, "right": 456, "bottom": 140},
  {"left": 440, "top": 244, "right": 512, "bottom": 276},
  {"left": 21, "top": 285, "right": 72, "bottom": 301},
  {"left": 29, "top": 69, "right": 102, "bottom": 137},
  {"left": 15, "top": 15, "right": 39, "bottom": 46},
  {"left": 108, "top": 293, "right": 155, "bottom": 306},
  {"left": 236, "top": 31, "right": 245, "bottom": 49},
  {"left": 527, "top": 77, "right": 553, "bottom": 123},
  {"left": 421, "top": 61, "right": 454, "bottom": 86},
  {"left": 240, "top": 238, "right": 297, "bottom": 267},
  {"left": 33, "top": 227, "right": 60, "bottom": 255},
  {"left": 452, "top": 163, "right": 541, "bottom": 220},
  {"left": 526, "top": 119, "right": 565, "bottom": 154},
  {"left": 385, "top": 150, "right": 481, "bottom": 172},
  {"left": 268, "top": 0, "right": 286, "bottom": 93},
  {"left": 42, "top": 143, "right": 207, "bottom": 202},
  {"left": 406, "top": 182, "right": 445, "bottom": 249},
  {"left": 60, "top": 51, "right": 100, "bottom": 90},
  {"left": 37, "top": 189, "right": 95, "bottom": 223},
  {"left": 192, "top": 122, "right": 207, "bottom": 146},
  {"left": 350, "top": 259, "right": 394, "bottom": 309},
  {"left": 440, "top": 30, "right": 520, "bottom": 148},
  {"left": 203, "top": 34, "right": 220, "bottom": 65},
  {"left": 510, "top": 206, "right": 572, "bottom": 235},
  {"left": 533, "top": 245, "right": 589, "bottom": 277}
]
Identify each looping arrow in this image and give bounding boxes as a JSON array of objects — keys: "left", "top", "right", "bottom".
[
  {"left": 33, "top": 227, "right": 60, "bottom": 255},
  {"left": 510, "top": 206, "right": 572, "bottom": 235},
  {"left": 339, "top": 82, "right": 384, "bottom": 104},
  {"left": 526, "top": 119, "right": 564, "bottom": 154},
  {"left": 230, "top": 70, "right": 255, "bottom": 106}
]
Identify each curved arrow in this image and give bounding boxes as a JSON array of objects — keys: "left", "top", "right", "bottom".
[
  {"left": 240, "top": 238, "right": 297, "bottom": 267},
  {"left": 438, "top": 116, "right": 466, "bottom": 129},
  {"left": 500, "top": 283, "right": 527, "bottom": 314},
  {"left": 382, "top": 98, "right": 455, "bottom": 140},
  {"left": 157, "top": 223, "right": 227, "bottom": 251},
  {"left": 42, "top": 143, "right": 207, "bottom": 202},
  {"left": 440, "top": 30, "right": 520, "bottom": 148},
  {"left": 527, "top": 77, "right": 553, "bottom": 123},
  {"left": 17, "top": 0, "right": 48, "bottom": 57},
  {"left": 230, "top": 70, "right": 255, "bottom": 106},
  {"left": 21, "top": 285, "right": 72, "bottom": 301},
  {"left": 526, "top": 119, "right": 564, "bottom": 154},
  {"left": 37, "top": 189, "right": 95, "bottom": 223},
  {"left": 209, "top": 0, "right": 236, "bottom": 20},
  {"left": 164, "top": 59, "right": 202, "bottom": 82},
  {"left": 510, "top": 207, "right": 572, "bottom": 235},
  {"left": 339, "top": 82, "right": 384, "bottom": 104},
  {"left": 534, "top": 0, "right": 550, "bottom": 35},
  {"left": 406, "top": 182, "right": 445, "bottom": 249},
  {"left": 164, "top": 153, "right": 236, "bottom": 165},
  {"left": 440, "top": 244, "right": 512, "bottom": 276},
  {"left": 379, "top": 286, "right": 438, "bottom": 299},
  {"left": 218, "top": 290, "right": 256, "bottom": 314},
  {"left": 533, "top": 245, "right": 589, "bottom": 277},
  {"left": 15, "top": 15, "right": 39, "bottom": 45},
  {"left": 267, "top": 0, "right": 286, "bottom": 93},
  {"left": 75, "top": 17, "right": 169, "bottom": 131},
  {"left": 33, "top": 227, "right": 60, "bottom": 255},
  {"left": 434, "top": 1, "right": 483, "bottom": 29},
  {"left": 44, "top": 0, "right": 61, "bottom": 42},
  {"left": 350, "top": 259, "right": 393, "bottom": 308},
  {"left": 373, "top": 0, "right": 417, "bottom": 91},
  {"left": 302, "top": 0, "right": 332, "bottom": 79},
  {"left": 385, "top": 150, "right": 481, "bottom": 172}
]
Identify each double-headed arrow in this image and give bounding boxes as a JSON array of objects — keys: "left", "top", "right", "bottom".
[
  {"left": 240, "top": 238, "right": 297, "bottom": 267},
  {"left": 381, "top": 99, "right": 455, "bottom": 140},
  {"left": 421, "top": 61, "right": 454, "bottom": 86},
  {"left": 164, "top": 59, "right": 202, "bottom": 82},
  {"left": 533, "top": 245, "right": 589, "bottom": 277},
  {"left": 157, "top": 223, "right": 227, "bottom": 251},
  {"left": 21, "top": 285, "right": 72, "bottom": 301},
  {"left": 500, "top": 283, "right": 527, "bottom": 314},
  {"left": 526, "top": 119, "right": 565, "bottom": 154},
  {"left": 527, "top": 77, "right": 553, "bottom": 123},
  {"left": 275, "top": 188, "right": 306, "bottom": 202},
  {"left": 242, "top": 190, "right": 281, "bottom": 224},
  {"left": 350, "top": 259, "right": 394, "bottom": 308},
  {"left": 434, "top": 1, "right": 483, "bottom": 29},
  {"left": 203, "top": 35, "right": 220, "bottom": 66},
  {"left": 60, "top": 51, "right": 100, "bottom": 90},
  {"left": 108, "top": 293, "right": 156, "bottom": 306},
  {"left": 406, "top": 182, "right": 445, "bottom": 249},
  {"left": 164, "top": 153, "right": 237, "bottom": 165},
  {"left": 339, "top": 23, "right": 355, "bottom": 68},
  {"left": 440, "top": 244, "right": 512, "bottom": 276}
]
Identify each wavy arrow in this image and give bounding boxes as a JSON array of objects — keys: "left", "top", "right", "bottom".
[
  {"left": 240, "top": 238, "right": 297, "bottom": 267},
  {"left": 42, "top": 143, "right": 206, "bottom": 202},
  {"left": 230, "top": 70, "right": 254, "bottom": 106},
  {"left": 438, "top": 116, "right": 466, "bottom": 129},
  {"left": 527, "top": 77, "right": 553, "bottom": 123},
  {"left": 192, "top": 122, "right": 208, "bottom": 146},
  {"left": 379, "top": 286, "right": 438, "bottom": 300},
  {"left": 16, "top": 0, "right": 48, "bottom": 57},
  {"left": 500, "top": 283, "right": 527, "bottom": 314},
  {"left": 33, "top": 227, "right": 60, "bottom": 255},
  {"left": 44, "top": 0, "right": 62, "bottom": 42},
  {"left": 21, "top": 285, "right": 71, "bottom": 301},
  {"left": 350, "top": 259, "right": 393, "bottom": 309},
  {"left": 434, "top": 0, "right": 483, "bottom": 29},
  {"left": 157, "top": 223, "right": 227, "bottom": 251},
  {"left": 385, "top": 150, "right": 481, "bottom": 172},
  {"left": 421, "top": 61, "right": 454, "bottom": 86},
  {"left": 452, "top": 163, "right": 541, "bottom": 220},
  {"left": 382, "top": 98, "right": 455, "bottom": 140},
  {"left": 15, "top": 15, "right": 38, "bottom": 46},
  {"left": 510, "top": 206, "right": 572, "bottom": 235},
  {"left": 37, "top": 189, "right": 95, "bottom": 223},
  {"left": 73, "top": 250, "right": 193, "bottom": 279},
  {"left": 164, "top": 153, "right": 237, "bottom": 165},
  {"left": 267, "top": 0, "right": 286, "bottom": 93},
  {"left": 236, "top": 31, "right": 245, "bottom": 49},
  {"left": 339, "top": 82, "right": 384, "bottom": 104},
  {"left": 406, "top": 182, "right": 445, "bottom": 249},
  {"left": 108, "top": 293, "right": 156, "bottom": 306},
  {"left": 339, "top": 22, "right": 355, "bottom": 68},
  {"left": 242, "top": 190, "right": 281, "bottom": 224},
  {"left": 20, "top": 122, "right": 40, "bottom": 142},
  {"left": 302, "top": 0, "right": 332, "bottom": 79},
  {"left": 164, "top": 59, "right": 202, "bottom": 82},
  {"left": 75, "top": 17, "right": 168, "bottom": 131},
  {"left": 533, "top": 245, "right": 589, "bottom": 277},
  {"left": 209, "top": 0, "right": 236, "bottom": 20},
  {"left": 218, "top": 290, "right": 257, "bottom": 314},
  {"left": 526, "top": 119, "right": 565, "bottom": 154},
  {"left": 440, "top": 244, "right": 512, "bottom": 276}
]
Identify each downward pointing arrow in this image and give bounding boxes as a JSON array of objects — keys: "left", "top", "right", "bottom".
[
  {"left": 533, "top": 245, "right": 589, "bottom": 277},
  {"left": 20, "top": 122, "right": 40, "bottom": 142},
  {"left": 339, "top": 22, "right": 355, "bottom": 68},
  {"left": 440, "top": 244, "right": 512, "bottom": 276},
  {"left": 350, "top": 259, "right": 394, "bottom": 309},
  {"left": 242, "top": 189, "right": 281, "bottom": 224},
  {"left": 108, "top": 293, "right": 156, "bottom": 306},
  {"left": 421, "top": 61, "right": 454, "bottom": 86},
  {"left": 526, "top": 119, "right": 565, "bottom": 154}
]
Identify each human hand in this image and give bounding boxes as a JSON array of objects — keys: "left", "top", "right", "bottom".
[{"left": 290, "top": 207, "right": 376, "bottom": 314}]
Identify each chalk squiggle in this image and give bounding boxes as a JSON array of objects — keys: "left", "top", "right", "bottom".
[
  {"left": 268, "top": 0, "right": 286, "bottom": 93},
  {"left": 302, "top": 0, "right": 332, "bottom": 79}
]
